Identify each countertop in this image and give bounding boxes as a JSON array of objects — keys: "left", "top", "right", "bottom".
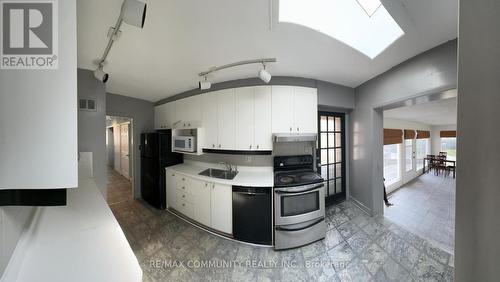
[
  {"left": 0, "top": 178, "right": 142, "bottom": 282},
  {"left": 166, "top": 161, "right": 274, "bottom": 187}
]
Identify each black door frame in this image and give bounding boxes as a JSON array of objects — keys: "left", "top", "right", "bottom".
[{"left": 317, "top": 111, "right": 347, "bottom": 206}]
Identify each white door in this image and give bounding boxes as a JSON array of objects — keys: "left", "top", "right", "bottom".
[
  {"left": 234, "top": 87, "right": 254, "bottom": 150},
  {"left": 294, "top": 87, "right": 318, "bottom": 134},
  {"left": 210, "top": 183, "right": 232, "bottom": 234},
  {"left": 120, "top": 123, "right": 130, "bottom": 179},
  {"left": 217, "top": 89, "right": 236, "bottom": 150},
  {"left": 113, "top": 125, "right": 121, "bottom": 172},
  {"left": 254, "top": 86, "right": 272, "bottom": 150},
  {"left": 272, "top": 86, "right": 294, "bottom": 133},
  {"left": 194, "top": 181, "right": 212, "bottom": 227},
  {"left": 403, "top": 138, "right": 417, "bottom": 183},
  {"left": 202, "top": 91, "right": 218, "bottom": 149}
]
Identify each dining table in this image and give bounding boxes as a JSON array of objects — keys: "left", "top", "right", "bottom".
[{"left": 423, "top": 157, "right": 456, "bottom": 178}]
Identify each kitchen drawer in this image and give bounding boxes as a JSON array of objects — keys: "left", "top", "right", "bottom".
[
  {"left": 175, "top": 188, "right": 194, "bottom": 204},
  {"left": 176, "top": 174, "right": 197, "bottom": 195},
  {"left": 177, "top": 199, "right": 195, "bottom": 218}
]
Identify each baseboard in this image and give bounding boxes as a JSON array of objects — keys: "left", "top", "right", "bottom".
[{"left": 349, "top": 196, "right": 373, "bottom": 216}]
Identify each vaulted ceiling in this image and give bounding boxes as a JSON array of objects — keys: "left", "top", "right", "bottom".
[{"left": 77, "top": 0, "right": 458, "bottom": 102}]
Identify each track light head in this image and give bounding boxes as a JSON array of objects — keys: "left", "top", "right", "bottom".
[
  {"left": 258, "top": 68, "right": 272, "bottom": 83},
  {"left": 199, "top": 78, "right": 211, "bottom": 90},
  {"left": 121, "top": 0, "right": 147, "bottom": 28},
  {"left": 94, "top": 66, "right": 109, "bottom": 83}
]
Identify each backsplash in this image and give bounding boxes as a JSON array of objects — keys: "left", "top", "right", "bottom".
[
  {"left": 0, "top": 206, "right": 35, "bottom": 276},
  {"left": 184, "top": 153, "right": 272, "bottom": 167},
  {"left": 184, "top": 142, "right": 315, "bottom": 167}
]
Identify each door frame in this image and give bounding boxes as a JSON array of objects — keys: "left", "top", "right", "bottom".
[
  {"left": 317, "top": 111, "right": 347, "bottom": 206},
  {"left": 106, "top": 115, "right": 135, "bottom": 198}
]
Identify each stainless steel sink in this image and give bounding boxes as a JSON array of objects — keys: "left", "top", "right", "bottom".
[{"left": 199, "top": 168, "right": 238, "bottom": 180}]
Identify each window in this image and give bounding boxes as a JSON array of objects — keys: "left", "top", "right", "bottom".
[
  {"left": 405, "top": 139, "right": 413, "bottom": 172},
  {"left": 416, "top": 139, "right": 429, "bottom": 170},
  {"left": 383, "top": 144, "right": 401, "bottom": 186},
  {"left": 441, "top": 138, "right": 457, "bottom": 161},
  {"left": 279, "top": 0, "right": 404, "bottom": 59}
]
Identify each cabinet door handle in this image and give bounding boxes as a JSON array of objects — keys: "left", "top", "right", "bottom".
[
  {"left": 205, "top": 183, "right": 208, "bottom": 187},
  {"left": 297, "top": 127, "right": 299, "bottom": 131},
  {"left": 212, "top": 144, "right": 215, "bottom": 148},
  {"left": 171, "top": 174, "right": 175, "bottom": 176},
  {"left": 182, "top": 203, "right": 185, "bottom": 207},
  {"left": 182, "top": 186, "right": 185, "bottom": 189},
  {"left": 218, "top": 144, "right": 221, "bottom": 148},
  {"left": 257, "top": 145, "right": 259, "bottom": 149},
  {"left": 249, "top": 145, "right": 252, "bottom": 149},
  {"left": 182, "top": 178, "right": 185, "bottom": 181},
  {"left": 182, "top": 195, "right": 185, "bottom": 198},
  {"left": 188, "top": 123, "right": 191, "bottom": 127},
  {"left": 289, "top": 127, "right": 292, "bottom": 132}
]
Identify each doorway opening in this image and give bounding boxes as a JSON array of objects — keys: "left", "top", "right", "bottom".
[
  {"left": 317, "top": 112, "right": 346, "bottom": 206},
  {"left": 381, "top": 93, "right": 457, "bottom": 253},
  {"left": 106, "top": 115, "right": 134, "bottom": 206}
]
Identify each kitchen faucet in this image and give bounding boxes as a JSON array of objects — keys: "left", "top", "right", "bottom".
[{"left": 219, "top": 162, "right": 237, "bottom": 172}]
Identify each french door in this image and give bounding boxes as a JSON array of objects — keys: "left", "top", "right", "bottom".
[
  {"left": 403, "top": 138, "right": 417, "bottom": 183},
  {"left": 317, "top": 112, "right": 346, "bottom": 205}
]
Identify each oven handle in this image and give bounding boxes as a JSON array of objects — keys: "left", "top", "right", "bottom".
[
  {"left": 275, "top": 218, "right": 324, "bottom": 232},
  {"left": 274, "top": 183, "right": 324, "bottom": 194}
]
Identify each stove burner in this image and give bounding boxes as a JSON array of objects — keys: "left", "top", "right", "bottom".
[
  {"left": 279, "top": 176, "right": 294, "bottom": 184},
  {"left": 299, "top": 174, "right": 317, "bottom": 181}
]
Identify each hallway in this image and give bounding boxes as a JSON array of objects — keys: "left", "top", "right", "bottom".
[
  {"left": 107, "top": 166, "right": 133, "bottom": 206},
  {"left": 384, "top": 173, "right": 455, "bottom": 253}
]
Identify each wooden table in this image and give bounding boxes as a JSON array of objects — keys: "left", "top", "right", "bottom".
[{"left": 423, "top": 157, "right": 456, "bottom": 178}]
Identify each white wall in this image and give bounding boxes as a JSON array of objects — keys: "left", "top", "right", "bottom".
[
  {"left": 0, "top": 0, "right": 77, "bottom": 277},
  {"left": 455, "top": 0, "right": 500, "bottom": 280},
  {"left": 430, "top": 124, "right": 457, "bottom": 155},
  {"left": 383, "top": 118, "right": 431, "bottom": 131}
]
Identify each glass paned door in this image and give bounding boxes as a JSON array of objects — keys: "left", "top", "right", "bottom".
[{"left": 318, "top": 112, "right": 346, "bottom": 205}]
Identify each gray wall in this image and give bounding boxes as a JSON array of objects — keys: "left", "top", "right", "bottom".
[
  {"left": 350, "top": 40, "right": 457, "bottom": 215},
  {"left": 455, "top": 1, "right": 500, "bottom": 280},
  {"left": 106, "top": 93, "right": 155, "bottom": 199},
  {"left": 156, "top": 76, "right": 355, "bottom": 110},
  {"left": 78, "top": 69, "right": 107, "bottom": 197}
]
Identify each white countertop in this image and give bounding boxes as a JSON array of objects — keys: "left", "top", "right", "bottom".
[
  {"left": 167, "top": 160, "right": 274, "bottom": 187},
  {"left": 1, "top": 178, "right": 142, "bottom": 282}
]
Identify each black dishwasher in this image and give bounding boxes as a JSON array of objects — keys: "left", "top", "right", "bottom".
[{"left": 232, "top": 186, "right": 272, "bottom": 245}]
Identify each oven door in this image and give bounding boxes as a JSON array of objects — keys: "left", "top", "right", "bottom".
[{"left": 274, "top": 183, "right": 325, "bottom": 226}]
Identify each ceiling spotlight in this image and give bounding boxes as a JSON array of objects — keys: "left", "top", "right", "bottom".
[
  {"left": 94, "top": 65, "right": 109, "bottom": 83},
  {"left": 199, "top": 77, "right": 211, "bottom": 90},
  {"left": 121, "top": 0, "right": 147, "bottom": 28},
  {"left": 258, "top": 64, "right": 272, "bottom": 83}
]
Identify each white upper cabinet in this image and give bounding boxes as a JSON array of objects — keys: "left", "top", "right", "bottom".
[
  {"left": 176, "top": 96, "right": 201, "bottom": 128},
  {"left": 154, "top": 101, "right": 177, "bottom": 129},
  {"left": 272, "top": 86, "right": 295, "bottom": 133},
  {"left": 272, "top": 86, "right": 317, "bottom": 134},
  {"left": 294, "top": 87, "right": 318, "bottom": 133},
  {"left": 253, "top": 86, "right": 273, "bottom": 150},
  {"left": 235, "top": 87, "right": 255, "bottom": 150},
  {"left": 202, "top": 91, "right": 218, "bottom": 149},
  {"left": 217, "top": 89, "right": 236, "bottom": 150}
]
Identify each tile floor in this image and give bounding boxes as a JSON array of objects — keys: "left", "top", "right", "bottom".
[
  {"left": 107, "top": 166, "right": 133, "bottom": 206},
  {"left": 109, "top": 195, "right": 454, "bottom": 281},
  {"left": 384, "top": 173, "right": 455, "bottom": 253}
]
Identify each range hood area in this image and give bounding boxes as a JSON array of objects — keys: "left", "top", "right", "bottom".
[{"left": 273, "top": 133, "right": 317, "bottom": 143}]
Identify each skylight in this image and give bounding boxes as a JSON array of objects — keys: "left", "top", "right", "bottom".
[{"left": 279, "top": 0, "right": 404, "bottom": 59}]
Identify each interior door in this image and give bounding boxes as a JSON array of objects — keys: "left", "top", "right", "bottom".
[
  {"left": 317, "top": 112, "right": 346, "bottom": 205},
  {"left": 403, "top": 138, "right": 417, "bottom": 183},
  {"left": 120, "top": 123, "right": 130, "bottom": 180}
]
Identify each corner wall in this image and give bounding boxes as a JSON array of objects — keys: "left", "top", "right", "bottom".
[
  {"left": 430, "top": 124, "right": 457, "bottom": 155},
  {"left": 351, "top": 40, "right": 457, "bottom": 215},
  {"left": 106, "top": 94, "right": 155, "bottom": 199},
  {"left": 78, "top": 69, "right": 107, "bottom": 197},
  {"left": 455, "top": 0, "right": 500, "bottom": 280}
]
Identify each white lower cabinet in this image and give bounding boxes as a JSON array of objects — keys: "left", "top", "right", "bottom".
[
  {"left": 210, "top": 183, "right": 233, "bottom": 234},
  {"left": 165, "top": 172, "right": 232, "bottom": 234}
]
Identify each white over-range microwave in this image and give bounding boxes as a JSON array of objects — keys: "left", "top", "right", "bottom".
[{"left": 173, "top": 136, "right": 196, "bottom": 152}]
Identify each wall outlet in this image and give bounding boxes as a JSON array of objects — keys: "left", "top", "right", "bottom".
[{"left": 245, "top": 156, "right": 253, "bottom": 163}]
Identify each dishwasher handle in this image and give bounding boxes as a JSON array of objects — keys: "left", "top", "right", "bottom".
[{"left": 232, "top": 186, "right": 271, "bottom": 196}]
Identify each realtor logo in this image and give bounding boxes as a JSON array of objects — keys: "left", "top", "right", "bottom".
[{"left": 0, "top": 0, "right": 58, "bottom": 69}]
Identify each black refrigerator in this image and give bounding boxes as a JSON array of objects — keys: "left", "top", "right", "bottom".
[{"left": 140, "top": 131, "right": 183, "bottom": 209}]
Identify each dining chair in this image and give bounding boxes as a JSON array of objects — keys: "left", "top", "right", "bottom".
[
  {"left": 435, "top": 155, "right": 447, "bottom": 175},
  {"left": 426, "top": 155, "right": 436, "bottom": 174}
]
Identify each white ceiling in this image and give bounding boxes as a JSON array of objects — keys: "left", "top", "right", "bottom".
[
  {"left": 77, "top": 0, "right": 458, "bottom": 102},
  {"left": 384, "top": 97, "right": 457, "bottom": 126}
]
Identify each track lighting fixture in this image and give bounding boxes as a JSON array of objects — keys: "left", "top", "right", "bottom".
[
  {"left": 198, "top": 58, "right": 276, "bottom": 87},
  {"left": 258, "top": 63, "right": 272, "bottom": 83},
  {"left": 199, "top": 76, "right": 212, "bottom": 90},
  {"left": 93, "top": 0, "right": 148, "bottom": 84},
  {"left": 94, "top": 65, "right": 109, "bottom": 83}
]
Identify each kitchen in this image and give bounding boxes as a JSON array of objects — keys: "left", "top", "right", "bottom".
[{"left": 4, "top": 0, "right": 499, "bottom": 281}]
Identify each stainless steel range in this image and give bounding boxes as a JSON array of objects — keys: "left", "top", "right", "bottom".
[{"left": 273, "top": 155, "right": 326, "bottom": 250}]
